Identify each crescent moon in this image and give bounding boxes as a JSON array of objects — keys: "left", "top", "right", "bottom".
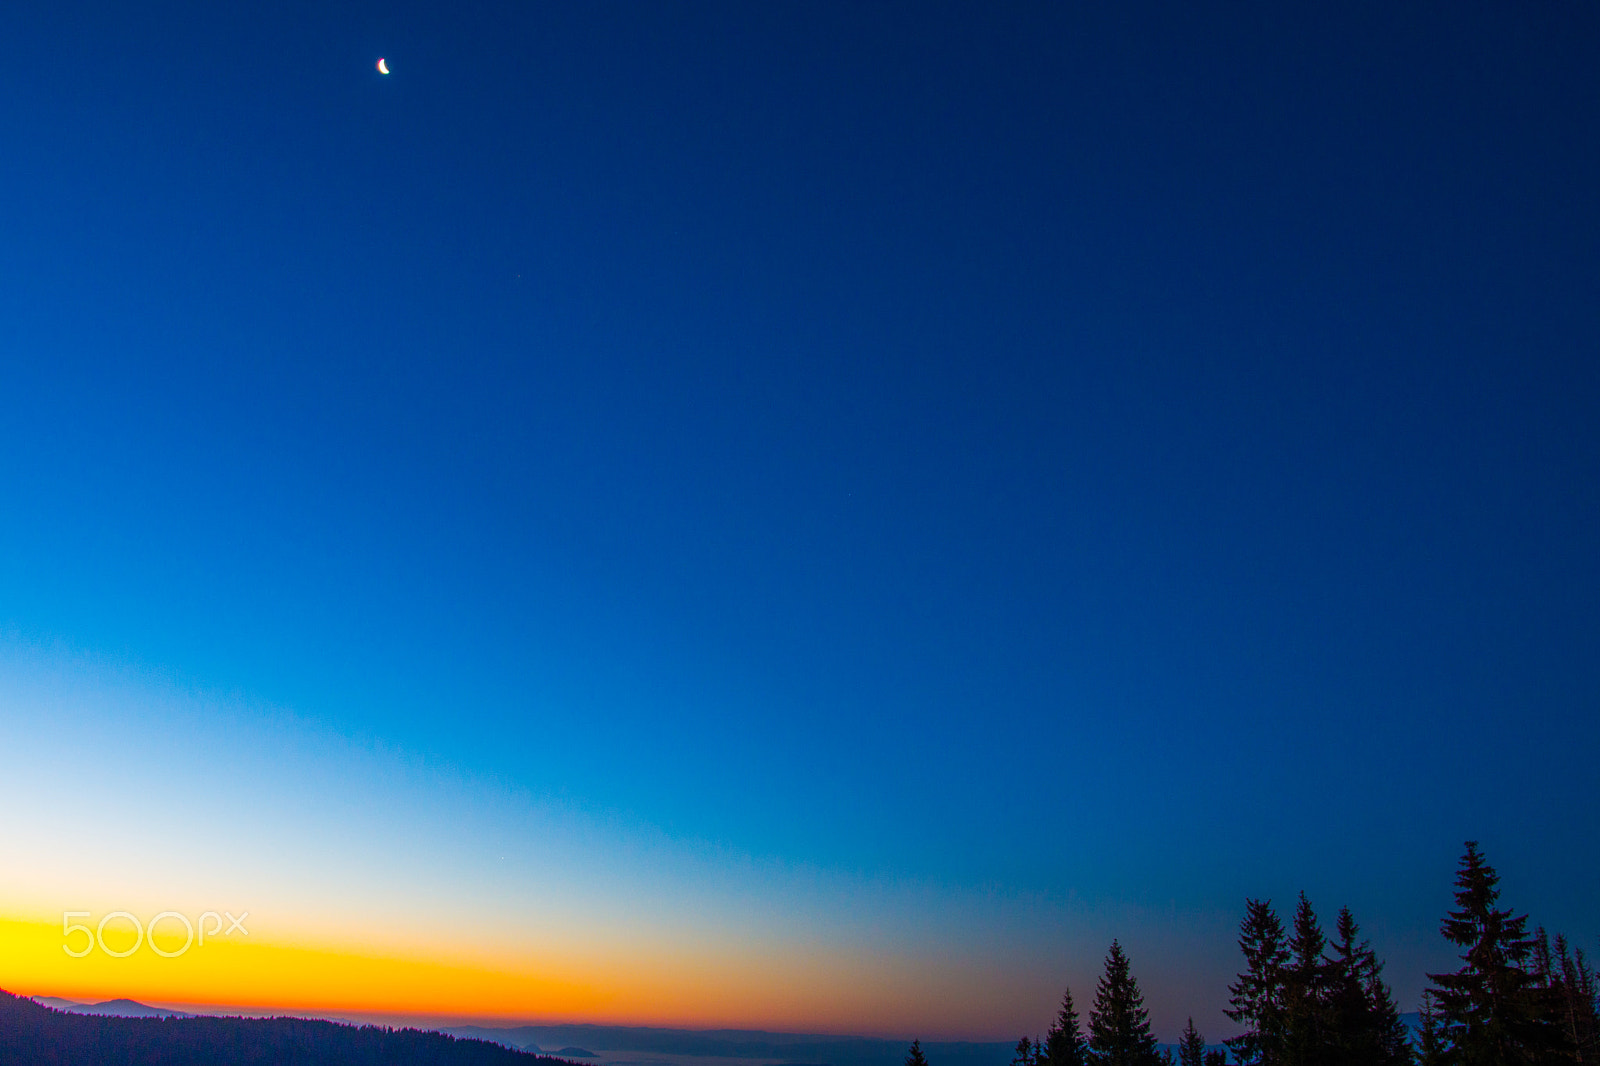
[{"left": 376, "top": 58, "right": 390, "bottom": 74}]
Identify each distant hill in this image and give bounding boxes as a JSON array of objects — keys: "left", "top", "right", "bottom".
[
  {"left": 27, "top": 999, "right": 84, "bottom": 1012},
  {"left": 0, "top": 989, "right": 577, "bottom": 1065},
  {"left": 30, "top": 997, "right": 192, "bottom": 1019}
]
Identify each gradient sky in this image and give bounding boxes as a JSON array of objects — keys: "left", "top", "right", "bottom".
[{"left": 2, "top": 0, "right": 1598, "bottom": 1044}]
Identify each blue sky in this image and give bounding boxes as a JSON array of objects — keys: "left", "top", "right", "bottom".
[{"left": 1, "top": 0, "right": 1598, "bottom": 1039}]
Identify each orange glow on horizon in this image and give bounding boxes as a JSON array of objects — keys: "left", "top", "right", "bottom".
[
  {"left": 0, "top": 915, "right": 981, "bottom": 1036},
  {"left": 0, "top": 916, "right": 613, "bottom": 1024}
]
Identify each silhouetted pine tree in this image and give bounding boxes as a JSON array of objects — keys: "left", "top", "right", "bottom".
[
  {"left": 1324, "top": 906, "right": 1410, "bottom": 1066},
  {"left": 1324, "top": 907, "right": 1369, "bottom": 1064},
  {"left": 1283, "top": 893, "right": 1331, "bottom": 1066},
  {"left": 1558, "top": 935, "right": 1599, "bottom": 1062},
  {"left": 1014, "top": 1036, "right": 1051, "bottom": 1066},
  {"left": 1087, "top": 941, "right": 1162, "bottom": 1066},
  {"left": 1528, "top": 928, "right": 1600, "bottom": 1062},
  {"left": 1226, "top": 899, "right": 1289, "bottom": 1066},
  {"left": 1533, "top": 928, "right": 1558, "bottom": 993},
  {"left": 1415, "top": 992, "right": 1447, "bottom": 1066},
  {"left": 1364, "top": 954, "right": 1412, "bottom": 1066},
  {"left": 1178, "top": 1018, "right": 1207, "bottom": 1066},
  {"left": 907, "top": 1039, "right": 931, "bottom": 1066},
  {"left": 1046, "top": 988, "right": 1089, "bottom": 1066},
  {"left": 1427, "top": 841, "right": 1558, "bottom": 1065},
  {"left": 1202, "top": 1052, "right": 1228, "bottom": 1066}
]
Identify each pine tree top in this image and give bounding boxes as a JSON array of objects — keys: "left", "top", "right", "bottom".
[
  {"left": 1089, "top": 940, "right": 1160, "bottom": 1066},
  {"left": 1440, "top": 841, "right": 1523, "bottom": 950},
  {"left": 1044, "top": 987, "right": 1087, "bottom": 1066},
  {"left": 1176, "top": 1018, "right": 1206, "bottom": 1066},
  {"left": 1427, "top": 841, "right": 1557, "bottom": 1063},
  {"left": 1290, "top": 892, "right": 1327, "bottom": 972}
]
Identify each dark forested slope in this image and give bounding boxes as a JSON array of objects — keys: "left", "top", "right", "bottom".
[{"left": 0, "top": 989, "right": 568, "bottom": 1065}]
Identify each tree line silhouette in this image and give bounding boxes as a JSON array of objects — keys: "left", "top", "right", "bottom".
[
  {"left": 0, "top": 991, "right": 573, "bottom": 1065},
  {"left": 912, "top": 842, "right": 1597, "bottom": 1066}
]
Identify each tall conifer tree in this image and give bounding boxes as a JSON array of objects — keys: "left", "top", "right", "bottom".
[
  {"left": 1363, "top": 954, "right": 1413, "bottom": 1066},
  {"left": 1427, "top": 841, "right": 1557, "bottom": 1065},
  {"left": 1177, "top": 1018, "right": 1207, "bottom": 1066},
  {"left": 1414, "top": 992, "right": 1447, "bottom": 1066},
  {"left": 1088, "top": 941, "right": 1162, "bottom": 1066},
  {"left": 1325, "top": 906, "right": 1410, "bottom": 1066},
  {"left": 1552, "top": 935, "right": 1599, "bottom": 1062},
  {"left": 1324, "top": 907, "right": 1370, "bottom": 1064},
  {"left": 1226, "top": 899, "right": 1289, "bottom": 1066},
  {"left": 907, "top": 1040, "right": 931, "bottom": 1066},
  {"left": 1283, "top": 893, "right": 1330, "bottom": 1066},
  {"left": 1047, "top": 988, "right": 1089, "bottom": 1066}
]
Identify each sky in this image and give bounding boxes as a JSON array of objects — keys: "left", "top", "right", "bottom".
[{"left": 1, "top": 0, "right": 1598, "bottom": 1044}]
